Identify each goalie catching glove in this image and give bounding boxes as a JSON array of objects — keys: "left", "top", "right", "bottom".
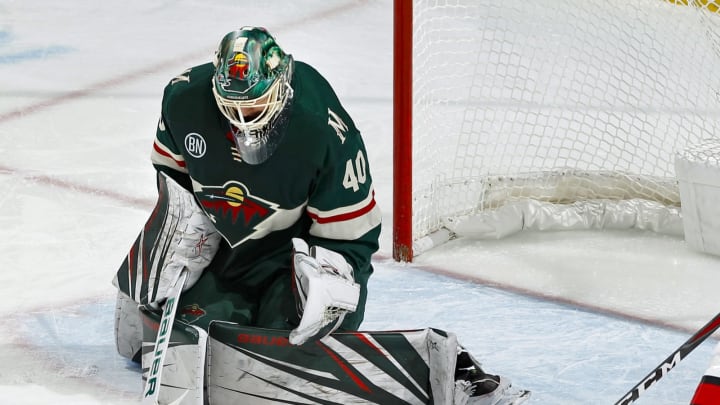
[{"left": 289, "top": 238, "right": 360, "bottom": 345}]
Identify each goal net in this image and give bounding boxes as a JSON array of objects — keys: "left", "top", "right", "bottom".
[{"left": 393, "top": 0, "right": 720, "bottom": 261}]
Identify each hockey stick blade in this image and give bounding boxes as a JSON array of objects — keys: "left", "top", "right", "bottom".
[
  {"left": 614, "top": 311, "right": 720, "bottom": 405},
  {"left": 142, "top": 269, "right": 188, "bottom": 405}
]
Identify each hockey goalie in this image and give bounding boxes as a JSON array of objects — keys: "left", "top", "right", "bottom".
[{"left": 112, "top": 26, "right": 529, "bottom": 405}]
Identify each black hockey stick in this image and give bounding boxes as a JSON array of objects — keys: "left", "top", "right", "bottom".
[{"left": 614, "top": 311, "right": 720, "bottom": 405}]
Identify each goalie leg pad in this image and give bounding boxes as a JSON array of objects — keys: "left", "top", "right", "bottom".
[
  {"left": 115, "top": 291, "right": 142, "bottom": 363},
  {"left": 140, "top": 306, "right": 207, "bottom": 405},
  {"left": 205, "top": 322, "right": 479, "bottom": 404},
  {"left": 204, "top": 322, "right": 514, "bottom": 405}
]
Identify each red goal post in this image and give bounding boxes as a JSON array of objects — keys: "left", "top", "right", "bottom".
[
  {"left": 393, "top": 0, "right": 720, "bottom": 262},
  {"left": 393, "top": 0, "right": 413, "bottom": 262}
]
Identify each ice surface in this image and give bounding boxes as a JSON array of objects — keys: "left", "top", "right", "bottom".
[{"left": 0, "top": 1, "right": 718, "bottom": 404}]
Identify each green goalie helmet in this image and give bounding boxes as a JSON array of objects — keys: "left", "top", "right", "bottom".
[{"left": 212, "top": 27, "right": 294, "bottom": 164}]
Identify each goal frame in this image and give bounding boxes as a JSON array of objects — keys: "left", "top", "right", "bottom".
[{"left": 393, "top": 0, "right": 413, "bottom": 262}]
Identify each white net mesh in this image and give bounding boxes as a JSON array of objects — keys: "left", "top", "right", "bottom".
[{"left": 410, "top": 0, "right": 720, "bottom": 248}]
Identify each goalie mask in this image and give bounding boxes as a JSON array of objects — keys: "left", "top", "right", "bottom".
[{"left": 212, "top": 27, "right": 294, "bottom": 164}]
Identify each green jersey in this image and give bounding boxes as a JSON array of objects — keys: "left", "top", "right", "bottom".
[{"left": 150, "top": 61, "right": 381, "bottom": 292}]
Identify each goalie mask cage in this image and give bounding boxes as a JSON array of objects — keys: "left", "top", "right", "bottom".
[{"left": 393, "top": 0, "right": 720, "bottom": 262}]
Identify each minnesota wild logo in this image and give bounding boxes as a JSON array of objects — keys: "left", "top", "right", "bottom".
[
  {"left": 195, "top": 181, "right": 279, "bottom": 247},
  {"left": 180, "top": 304, "right": 206, "bottom": 321},
  {"left": 227, "top": 52, "right": 249, "bottom": 80}
]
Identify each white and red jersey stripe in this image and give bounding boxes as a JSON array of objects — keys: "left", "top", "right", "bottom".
[
  {"left": 307, "top": 187, "right": 381, "bottom": 241},
  {"left": 151, "top": 138, "right": 187, "bottom": 173}
]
